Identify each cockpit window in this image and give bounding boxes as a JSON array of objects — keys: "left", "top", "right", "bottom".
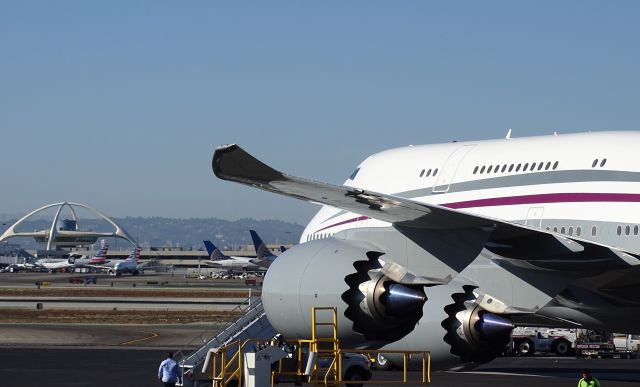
[{"left": 349, "top": 167, "right": 360, "bottom": 180}]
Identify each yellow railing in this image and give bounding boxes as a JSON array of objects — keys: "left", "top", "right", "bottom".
[
  {"left": 270, "top": 340, "right": 431, "bottom": 385},
  {"left": 211, "top": 339, "right": 258, "bottom": 387},
  {"left": 210, "top": 305, "right": 431, "bottom": 386},
  {"left": 340, "top": 349, "right": 431, "bottom": 384}
]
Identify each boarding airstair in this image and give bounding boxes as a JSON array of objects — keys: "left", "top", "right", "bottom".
[{"left": 178, "top": 296, "right": 276, "bottom": 387}]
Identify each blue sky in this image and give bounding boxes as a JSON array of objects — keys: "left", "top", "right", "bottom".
[{"left": 1, "top": 1, "right": 639, "bottom": 224}]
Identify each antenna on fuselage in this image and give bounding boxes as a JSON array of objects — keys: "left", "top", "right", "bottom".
[{"left": 505, "top": 128, "right": 512, "bottom": 139}]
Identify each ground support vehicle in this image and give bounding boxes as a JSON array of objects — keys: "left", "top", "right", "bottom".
[
  {"left": 68, "top": 276, "right": 97, "bottom": 285},
  {"left": 575, "top": 332, "right": 640, "bottom": 359},
  {"left": 509, "top": 327, "right": 576, "bottom": 356},
  {"left": 273, "top": 349, "right": 372, "bottom": 386}
]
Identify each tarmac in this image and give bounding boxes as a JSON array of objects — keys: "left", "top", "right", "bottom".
[
  {"left": 2, "top": 348, "right": 640, "bottom": 387},
  {"left": 1, "top": 271, "right": 640, "bottom": 386}
]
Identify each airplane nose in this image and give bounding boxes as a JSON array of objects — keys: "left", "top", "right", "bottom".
[{"left": 379, "top": 283, "right": 427, "bottom": 316}]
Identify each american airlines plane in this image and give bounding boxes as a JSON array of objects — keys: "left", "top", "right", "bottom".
[
  {"left": 36, "top": 245, "right": 109, "bottom": 271},
  {"left": 213, "top": 131, "right": 640, "bottom": 368}
]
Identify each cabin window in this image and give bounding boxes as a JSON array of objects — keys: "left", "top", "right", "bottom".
[
  {"left": 480, "top": 166, "right": 486, "bottom": 174},
  {"left": 419, "top": 169, "right": 425, "bottom": 177},
  {"left": 494, "top": 164, "right": 500, "bottom": 173},
  {"left": 509, "top": 164, "right": 514, "bottom": 172},
  {"left": 592, "top": 159, "right": 598, "bottom": 168},
  {"left": 592, "top": 226, "right": 597, "bottom": 236},
  {"left": 487, "top": 165, "right": 493, "bottom": 173},
  {"left": 433, "top": 169, "right": 438, "bottom": 176},
  {"left": 561, "top": 227, "right": 566, "bottom": 234},
  {"left": 553, "top": 227, "right": 558, "bottom": 232},
  {"left": 635, "top": 225, "right": 638, "bottom": 235},
  {"left": 524, "top": 163, "right": 529, "bottom": 171},
  {"left": 516, "top": 164, "right": 522, "bottom": 172},
  {"left": 577, "top": 227, "right": 581, "bottom": 236},
  {"left": 537, "top": 163, "right": 543, "bottom": 171},
  {"left": 617, "top": 226, "right": 622, "bottom": 236},
  {"left": 626, "top": 225, "right": 631, "bottom": 235},
  {"left": 600, "top": 158, "right": 607, "bottom": 167},
  {"left": 501, "top": 165, "right": 507, "bottom": 173},
  {"left": 568, "top": 227, "right": 573, "bottom": 236},
  {"left": 545, "top": 162, "right": 551, "bottom": 170},
  {"left": 530, "top": 163, "right": 536, "bottom": 171},
  {"left": 426, "top": 169, "right": 432, "bottom": 177},
  {"left": 473, "top": 166, "right": 479, "bottom": 174},
  {"left": 553, "top": 161, "right": 559, "bottom": 169}
]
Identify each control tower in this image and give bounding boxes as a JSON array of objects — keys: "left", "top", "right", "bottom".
[{"left": 0, "top": 202, "right": 135, "bottom": 251}]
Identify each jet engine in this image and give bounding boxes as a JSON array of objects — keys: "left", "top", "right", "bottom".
[{"left": 262, "top": 238, "right": 513, "bottom": 365}]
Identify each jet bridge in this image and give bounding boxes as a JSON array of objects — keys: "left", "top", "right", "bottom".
[{"left": 178, "top": 296, "right": 276, "bottom": 387}]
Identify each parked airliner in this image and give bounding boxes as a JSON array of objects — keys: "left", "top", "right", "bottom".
[
  {"left": 249, "top": 230, "right": 279, "bottom": 268},
  {"left": 203, "top": 240, "right": 261, "bottom": 270},
  {"left": 213, "top": 131, "right": 640, "bottom": 369},
  {"left": 89, "top": 246, "right": 141, "bottom": 276},
  {"left": 36, "top": 245, "right": 109, "bottom": 272}
]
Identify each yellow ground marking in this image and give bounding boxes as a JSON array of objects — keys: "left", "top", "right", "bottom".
[{"left": 119, "top": 332, "right": 160, "bottom": 345}]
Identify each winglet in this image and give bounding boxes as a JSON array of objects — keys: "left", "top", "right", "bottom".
[{"left": 213, "top": 144, "right": 285, "bottom": 185}]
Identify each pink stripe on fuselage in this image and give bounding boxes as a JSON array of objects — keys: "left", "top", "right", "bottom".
[
  {"left": 312, "top": 192, "right": 640, "bottom": 233},
  {"left": 442, "top": 192, "right": 640, "bottom": 209},
  {"left": 315, "top": 215, "right": 369, "bottom": 233}
]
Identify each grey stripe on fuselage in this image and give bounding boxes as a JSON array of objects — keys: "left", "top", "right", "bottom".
[
  {"left": 517, "top": 218, "right": 640, "bottom": 254},
  {"left": 397, "top": 169, "right": 640, "bottom": 199},
  {"left": 318, "top": 169, "right": 640, "bottom": 227}
]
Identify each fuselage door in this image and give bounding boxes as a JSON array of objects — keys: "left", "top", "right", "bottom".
[
  {"left": 433, "top": 145, "right": 476, "bottom": 193},
  {"left": 525, "top": 207, "right": 544, "bottom": 228}
]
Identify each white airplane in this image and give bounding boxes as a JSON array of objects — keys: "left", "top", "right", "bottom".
[
  {"left": 203, "top": 240, "right": 262, "bottom": 270},
  {"left": 36, "top": 245, "right": 109, "bottom": 272},
  {"left": 108, "top": 246, "right": 141, "bottom": 276},
  {"left": 213, "top": 131, "right": 640, "bottom": 369},
  {"left": 88, "top": 246, "right": 141, "bottom": 276}
]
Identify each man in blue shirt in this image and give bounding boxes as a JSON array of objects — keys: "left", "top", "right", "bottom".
[{"left": 158, "top": 352, "right": 180, "bottom": 387}]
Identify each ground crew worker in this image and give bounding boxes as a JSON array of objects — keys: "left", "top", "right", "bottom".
[
  {"left": 158, "top": 352, "right": 181, "bottom": 387},
  {"left": 578, "top": 369, "right": 601, "bottom": 387}
]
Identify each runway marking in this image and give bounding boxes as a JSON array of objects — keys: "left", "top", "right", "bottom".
[
  {"left": 119, "top": 332, "right": 160, "bottom": 346},
  {"left": 445, "top": 371, "right": 550, "bottom": 378}
]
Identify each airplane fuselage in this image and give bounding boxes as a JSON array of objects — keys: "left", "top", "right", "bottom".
[
  {"left": 207, "top": 257, "right": 261, "bottom": 270},
  {"left": 212, "top": 132, "right": 640, "bottom": 369},
  {"left": 303, "top": 131, "right": 640, "bottom": 254}
]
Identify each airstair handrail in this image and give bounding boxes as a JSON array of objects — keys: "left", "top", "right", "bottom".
[{"left": 180, "top": 297, "right": 265, "bottom": 368}]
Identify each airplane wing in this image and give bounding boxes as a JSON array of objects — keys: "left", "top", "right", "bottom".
[{"left": 212, "top": 144, "right": 640, "bottom": 273}]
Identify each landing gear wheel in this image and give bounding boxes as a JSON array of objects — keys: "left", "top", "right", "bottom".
[{"left": 375, "top": 353, "right": 393, "bottom": 370}]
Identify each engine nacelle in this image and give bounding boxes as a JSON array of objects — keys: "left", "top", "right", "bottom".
[
  {"left": 263, "top": 238, "right": 512, "bottom": 366},
  {"left": 263, "top": 238, "right": 420, "bottom": 346}
]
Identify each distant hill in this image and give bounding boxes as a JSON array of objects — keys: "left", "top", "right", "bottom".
[{"left": 0, "top": 215, "right": 304, "bottom": 251}]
